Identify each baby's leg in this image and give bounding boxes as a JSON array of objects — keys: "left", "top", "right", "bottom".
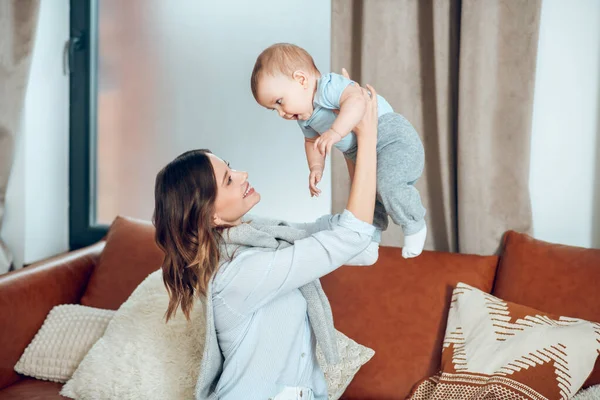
[
  {"left": 376, "top": 114, "right": 427, "bottom": 258},
  {"left": 344, "top": 156, "right": 387, "bottom": 242}
]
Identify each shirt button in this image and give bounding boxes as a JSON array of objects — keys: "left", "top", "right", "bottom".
[{"left": 301, "top": 352, "right": 305, "bottom": 358}]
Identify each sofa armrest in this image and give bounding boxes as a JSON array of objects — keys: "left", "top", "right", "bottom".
[{"left": 0, "top": 242, "right": 105, "bottom": 390}]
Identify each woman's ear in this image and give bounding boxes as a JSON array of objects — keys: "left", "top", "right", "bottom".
[
  {"left": 213, "top": 213, "right": 224, "bottom": 227},
  {"left": 292, "top": 70, "right": 308, "bottom": 88}
]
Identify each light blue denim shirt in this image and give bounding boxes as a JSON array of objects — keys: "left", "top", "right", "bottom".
[
  {"left": 297, "top": 72, "right": 394, "bottom": 152},
  {"left": 211, "top": 211, "right": 375, "bottom": 399}
]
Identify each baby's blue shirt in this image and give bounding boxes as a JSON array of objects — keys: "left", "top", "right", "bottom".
[{"left": 297, "top": 72, "right": 394, "bottom": 152}]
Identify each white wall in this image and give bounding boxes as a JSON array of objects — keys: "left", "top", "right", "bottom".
[
  {"left": 1, "top": 0, "right": 70, "bottom": 269},
  {"left": 529, "top": 0, "right": 600, "bottom": 249}
]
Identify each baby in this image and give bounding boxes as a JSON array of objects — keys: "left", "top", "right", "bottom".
[{"left": 251, "top": 43, "right": 427, "bottom": 258}]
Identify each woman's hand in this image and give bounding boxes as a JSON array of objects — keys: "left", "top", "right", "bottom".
[
  {"left": 352, "top": 84, "right": 377, "bottom": 140},
  {"left": 338, "top": 68, "right": 378, "bottom": 140}
]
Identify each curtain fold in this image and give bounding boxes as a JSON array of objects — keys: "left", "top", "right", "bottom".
[
  {"left": 0, "top": 0, "right": 40, "bottom": 273},
  {"left": 332, "top": 0, "right": 541, "bottom": 255}
]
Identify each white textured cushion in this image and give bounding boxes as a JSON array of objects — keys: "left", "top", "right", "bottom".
[
  {"left": 60, "top": 270, "right": 205, "bottom": 400},
  {"left": 317, "top": 330, "right": 375, "bottom": 400},
  {"left": 574, "top": 385, "right": 600, "bottom": 400},
  {"left": 14, "top": 304, "right": 114, "bottom": 383},
  {"left": 57, "top": 269, "right": 372, "bottom": 399}
]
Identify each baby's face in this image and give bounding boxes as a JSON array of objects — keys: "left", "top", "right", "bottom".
[{"left": 256, "top": 72, "right": 314, "bottom": 121}]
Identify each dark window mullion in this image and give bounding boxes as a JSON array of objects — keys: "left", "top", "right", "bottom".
[{"left": 69, "top": 0, "right": 108, "bottom": 250}]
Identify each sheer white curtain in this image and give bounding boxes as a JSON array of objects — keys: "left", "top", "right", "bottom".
[{"left": 0, "top": 0, "right": 40, "bottom": 273}]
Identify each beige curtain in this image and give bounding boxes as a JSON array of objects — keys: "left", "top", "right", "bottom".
[
  {"left": 332, "top": 0, "right": 541, "bottom": 255},
  {"left": 0, "top": 0, "right": 40, "bottom": 273}
]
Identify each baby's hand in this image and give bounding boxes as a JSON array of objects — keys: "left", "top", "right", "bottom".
[
  {"left": 308, "top": 165, "right": 323, "bottom": 197},
  {"left": 314, "top": 129, "right": 342, "bottom": 156}
]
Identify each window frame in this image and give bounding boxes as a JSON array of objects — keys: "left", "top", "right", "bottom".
[{"left": 69, "top": 0, "right": 109, "bottom": 249}]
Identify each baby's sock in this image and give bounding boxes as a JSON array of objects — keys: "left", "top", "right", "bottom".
[{"left": 402, "top": 225, "right": 427, "bottom": 259}]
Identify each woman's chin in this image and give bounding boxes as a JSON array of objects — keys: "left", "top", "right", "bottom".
[{"left": 246, "top": 192, "right": 261, "bottom": 209}]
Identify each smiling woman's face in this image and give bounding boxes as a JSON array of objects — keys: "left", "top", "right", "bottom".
[{"left": 210, "top": 154, "right": 260, "bottom": 226}]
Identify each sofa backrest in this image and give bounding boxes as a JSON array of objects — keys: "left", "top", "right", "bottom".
[
  {"left": 320, "top": 246, "right": 498, "bottom": 398},
  {"left": 0, "top": 243, "right": 104, "bottom": 390},
  {"left": 79, "top": 216, "right": 164, "bottom": 309},
  {"left": 493, "top": 231, "right": 600, "bottom": 387},
  {"left": 78, "top": 216, "right": 500, "bottom": 398}
]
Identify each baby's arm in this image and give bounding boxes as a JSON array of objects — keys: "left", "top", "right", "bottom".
[
  {"left": 332, "top": 83, "right": 367, "bottom": 139},
  {"left": 314, "top": 83, "right": 367, "bottom": 156},
  {"left": 305, "top": 137, "right": 326, "bottom": 197}
]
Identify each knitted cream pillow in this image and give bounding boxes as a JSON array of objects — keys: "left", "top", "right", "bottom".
[{"left": 14, "top": 304, "right": 114, "bottom": 382}]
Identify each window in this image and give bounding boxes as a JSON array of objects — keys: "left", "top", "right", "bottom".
[
  {"left": 69, "top": 0, "right": 332, "bottom": 250},
  {"left": 70, "top": 0, "right": 105, "bottom": 249},
  {"left": 70, "top": 0, "right": 168, "bottom": 248}
]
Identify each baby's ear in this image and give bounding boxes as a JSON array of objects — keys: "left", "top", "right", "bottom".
[{"left": 292, "top": 70, "right": 309, "bottom": 88}]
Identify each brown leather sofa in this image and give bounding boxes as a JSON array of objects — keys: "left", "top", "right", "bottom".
[{"left": 1, "top": 216, "right": 599, "bottom": 399}]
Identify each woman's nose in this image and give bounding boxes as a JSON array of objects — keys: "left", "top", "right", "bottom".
[{"left": 236, "top": 170, "right": 248, "bottom": 183}]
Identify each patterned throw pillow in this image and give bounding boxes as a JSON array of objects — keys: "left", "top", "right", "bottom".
[
  {"left": 14, "top": 304, "right": 114, "bottom": 383},
  {"left": 409, "top": 283, "right": 600, "bottom": 400}
]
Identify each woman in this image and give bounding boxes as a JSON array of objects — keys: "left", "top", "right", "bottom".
[{"left": 153, "top": 81, "right": 379, "bottom": 400}]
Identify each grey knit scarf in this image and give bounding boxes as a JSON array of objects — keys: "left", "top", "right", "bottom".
[
  {"left": 219, "top": 216, "right": 340, "bottom": 363},
  {"left": 195, "top": 216, "right": 339, "bottom": 399}
]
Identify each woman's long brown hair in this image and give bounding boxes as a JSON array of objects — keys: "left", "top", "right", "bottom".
[{"left": 153, "top": 149, "right": 222, "bottom": 322}]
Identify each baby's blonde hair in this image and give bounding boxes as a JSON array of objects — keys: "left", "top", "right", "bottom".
[{"left": 251, "top": 43, "right": 320, "bottom": 101}]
